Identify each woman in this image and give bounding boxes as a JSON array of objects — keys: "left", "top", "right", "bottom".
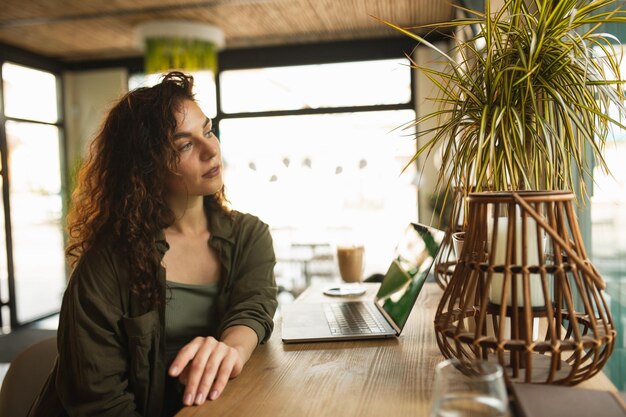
[{"left": 29, "top": 72, "right": 278, "bottom": 416}]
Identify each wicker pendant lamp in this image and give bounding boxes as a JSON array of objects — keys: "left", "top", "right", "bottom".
[{"left": 434, "top": 191, "right": 615, "bottom": 385}]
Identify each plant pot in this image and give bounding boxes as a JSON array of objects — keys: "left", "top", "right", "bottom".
[
  {"left": 451, "top": 231, "right": 465, "bottom": 259},
  {"left": 433, "top": 191, "right": 615, "bottom": 385},
  {"left": 433, "top": 189, "right": 466, "bottom": 289}
]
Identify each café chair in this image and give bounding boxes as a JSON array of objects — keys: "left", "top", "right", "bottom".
[{"left": 0, "top": 336, "right": 57, "bottom": 417}]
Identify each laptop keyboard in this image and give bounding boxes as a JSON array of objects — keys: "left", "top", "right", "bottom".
[{"left": 323, "top": 302, "right": 389, "bottom": 336}]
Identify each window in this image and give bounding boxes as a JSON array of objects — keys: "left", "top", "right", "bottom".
[
  {"left": 218, "top": 57, "right": 416, "bottom": 295},
  {"left": 1, "top": 62, "right": 65, "bottom": 328},
  {"left": 220, "top": 59, "right": 411, "bottom": 113},
  {"left": 2, "top": 63, "right": 59, "bottom": 123},
  {"left": 221, "top": 110, "right": 416, "bottom": 274},
  {"left": 590, "top": 45, "right": 626, "bottom": 390}
]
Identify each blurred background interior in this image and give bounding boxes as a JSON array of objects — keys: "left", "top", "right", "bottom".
[{"left": 0, "top": 0, "right": 625, "bottom": 391}]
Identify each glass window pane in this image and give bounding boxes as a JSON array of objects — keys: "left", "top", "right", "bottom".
[
  {"left": 2, "top": 62, "right": 59, "bottom": 123},
  {"left": 592, "top": 138, "right": 626, "bottom": 391},
  {"left": 590, "top": 45, "right": 626, "bottom": 391},
  {"left": 128, "top": 71, "right": 217, "bottom": 118},
  {"left": 5, "top": 121, "right": 65, "bottom": 324},
  {"left": 220, "top": 110, "right": 417, "bottom": 284},
  {"left": 220, "top": 59, "right": 411, "bottom": 113}
]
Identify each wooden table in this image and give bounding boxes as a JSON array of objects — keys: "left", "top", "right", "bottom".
[{"left": 176, "top": 283, "right": 617, "bottom": 417}]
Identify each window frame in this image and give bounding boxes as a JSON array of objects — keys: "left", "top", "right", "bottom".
[
  {"left": 211, "top": 38, "right": 424, "bottom": 282},
  {"left": 0, "top": 43, "right": 67, "bottom": 329},
  {"left": 214, "top": 37, "right": 420, "bottom": 128}
]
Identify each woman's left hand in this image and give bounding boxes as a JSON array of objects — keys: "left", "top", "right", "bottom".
[{"left": 169, "top": 336, "right": 245, "bottom": 406}]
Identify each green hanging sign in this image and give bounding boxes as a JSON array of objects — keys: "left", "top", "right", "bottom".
[{"left": 144, "top": 37, "right": 218, "bottom": 74}]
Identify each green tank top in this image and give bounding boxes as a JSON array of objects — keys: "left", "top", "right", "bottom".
[{"left": 165, "top": 280, "right": 220, "bottom": 364}]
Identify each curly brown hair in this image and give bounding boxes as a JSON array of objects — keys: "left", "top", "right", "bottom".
[{"left": 66, "top": 71, "right": 228, "bottom": 309}]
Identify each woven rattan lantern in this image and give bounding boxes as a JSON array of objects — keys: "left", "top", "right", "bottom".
[{"left": 434, "top": 191, "right": 615, "bottom": 385}]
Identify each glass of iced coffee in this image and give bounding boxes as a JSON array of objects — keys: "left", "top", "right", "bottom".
[{"left": 324, "top": 245, "right": 366, "bottom": 296}]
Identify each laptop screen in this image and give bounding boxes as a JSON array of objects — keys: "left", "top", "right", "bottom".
[{"left": 374, "top": 223, "right": 445, "bottom": 331}]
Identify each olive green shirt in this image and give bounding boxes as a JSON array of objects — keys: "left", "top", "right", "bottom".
[
  {"left": 164, "top": 280, "right": 220, "bottom": 364},
  {"left": 28, "top": 207, "right": 278, "bottom": 417}
]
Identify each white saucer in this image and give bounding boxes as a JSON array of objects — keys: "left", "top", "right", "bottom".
[{"left": 323, "top": 285, "right": 366, "bottom": 297}]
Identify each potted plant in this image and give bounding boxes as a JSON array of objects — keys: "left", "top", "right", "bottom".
[
  {"left": 378, "top": 0, "right": 626, "bottom": 385},
  {"left": 380, "top": 0, "right": 626, "bottom": 287}
]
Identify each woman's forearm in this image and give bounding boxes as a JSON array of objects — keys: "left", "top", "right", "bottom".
[{"left": 220, "top": 325, "right": 259, "bottom": 365}]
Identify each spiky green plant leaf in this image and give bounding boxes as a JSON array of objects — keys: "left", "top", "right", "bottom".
[{"left": 378, "top": 0, "right": 626, "bottom": 201}]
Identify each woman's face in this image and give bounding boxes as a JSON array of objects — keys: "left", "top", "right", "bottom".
[{"left": 166, "top": 99, "right": 223, "bottom": 198}]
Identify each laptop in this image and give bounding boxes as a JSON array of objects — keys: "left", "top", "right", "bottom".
[{"left": 281, "top": 223, "right": 445, "bottom": 343}]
